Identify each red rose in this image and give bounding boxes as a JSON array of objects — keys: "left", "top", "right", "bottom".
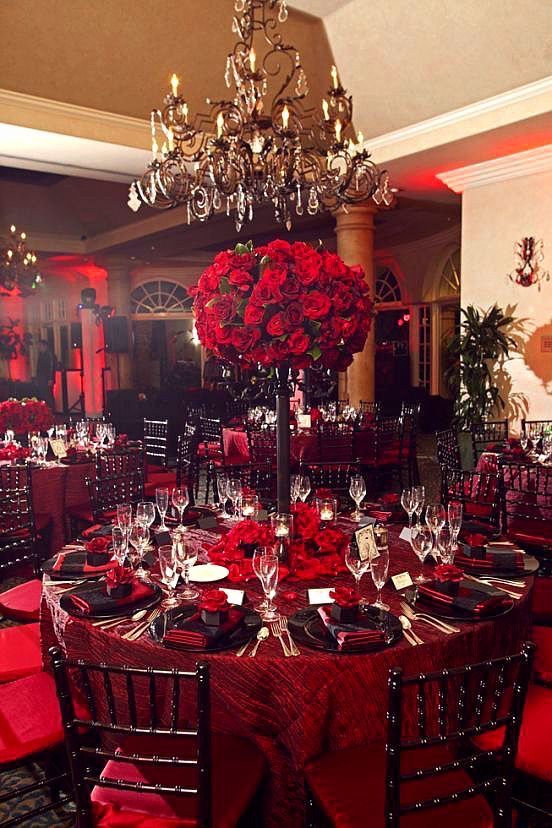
[
  {"left": 329, "top": 585, "right": 360, "bottom": 608},
  {"left": 434, "top": 564, "right": 463, "bottom": 583},
  {"left": 85, "top": 536, "right": 110, "bottom": 555},
  {"left": 199, "top": 588, "right": 230, "bottom": 613},
  {"left": 266, "top": 312, "right": 285, "bottom": 337},
  {"left": 282, "top": 301, "right": 304, "bottom": 331},
  {"left": 106, "top": 564, "right": 133, "bottom": 589},
  {"left": 198, "top": 267, "right": 220, "bottom": 293},
  {"left": 213, "top": 295, "right": 235, "bottom": 321},
  {"left": 266, "top": 340, "right": 290, "bottom": 362},
  {"left": 280, "top": 276, "right": 301, "bottom": 298},
  {"left": 315, "top": 526, "right": 348, "bottom": 555},
  {"left": 228, "top": 269, "right": 253, "bottom": 290},
  {"left": 244, "top": 304, "right": 264, "bottom": 325},
  {"left": 291, "top": 502, "right": 320, "bottom": 541},
  {"left": 303, "top": 291, "right": 331, "bottom": 320},
  {"left": 231, "top": 327, "right": 260, "bottom": 352},
  {"left": 288, "top": 330, "right": 310, "bottom": 355},
  {"left": 215, "top": 325, "right": 233, "bottom": 345}
]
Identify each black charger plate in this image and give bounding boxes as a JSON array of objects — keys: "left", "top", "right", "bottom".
[
  {"left": 456, "top": 553, "right": 538, "bottom": 579},
  {"left": 150, "top": 604, "right": 262, "bottom": 652},
  {"left": 60, "top": 581, "right": 163, "bottom": 619},
  {"left": 42, "top": 550, "right": 115, "bottom": 581},
  {"left": 288, "top": 605, "right": 402, "bottom": 654},
  {"left": 404, "top": 585, "right": 514, "bottom": 623}
]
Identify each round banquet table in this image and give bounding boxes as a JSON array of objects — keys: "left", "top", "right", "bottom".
[
  {"left": 40, "top": 522, "right": 532, "bottom": 827},
  {"left": 222, "top": 427, "right": 375, "bottom": 465},
  {"left": 28, "top": 461, "right": 93, "bottom": 553}
]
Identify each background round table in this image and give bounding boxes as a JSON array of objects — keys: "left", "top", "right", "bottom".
[
  {"left": 40, "top": 525, "right": 532, "bottom": 827},
  {"left": 31, "top": 461, "right": 94, "bottom": 552}
]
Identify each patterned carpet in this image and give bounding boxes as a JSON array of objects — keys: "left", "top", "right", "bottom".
[{"left": 1, "top": 436, "right": 548, "bottom": 826}]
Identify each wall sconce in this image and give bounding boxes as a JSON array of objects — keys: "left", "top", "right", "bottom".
[{"left": 508, "top": 237, "right": 550, "bottom": 290}]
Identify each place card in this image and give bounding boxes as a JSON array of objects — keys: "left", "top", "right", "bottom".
[
  {"left": 308, "top": 588, "right": 334, "bottom": 605},
  {"left": 355, "top": 524, "right": 378, "bottom": 561},
  {"left": 198, "top": 516, "right": 218, "bottom": 530},
  {"left": 399, "top": 527, "right": 412, "bottom": 543},
  {"left": 391, "top": 572, "right": 414, "bottom": 590},
  {"left": 49, "top": 438, "right": 67, "bottom": 458},
  {"left": 221, "top": 588, "right": 244, "bottom": 606},
  {"left": 297, "top": 413, "right": 311, "bottom": 429}
]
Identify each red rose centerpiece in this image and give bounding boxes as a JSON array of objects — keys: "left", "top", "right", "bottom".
[
  {"left": 0, "top": 397, "right": 54, "bottom": 436},
  {"left": 191, "top": 239, "right": 373, "bottom": 511},
  {"left": 199, "top": 588, "right": 230, "bottom": 626},
  {"left": 85, "top": 536, "right": 111, "bottom": 567},
  {"left": 329, "top": 585, "right": 360, "bottom": 624},
  {"left": 105, "top": 564, "right": 133, "bottom": 598}
]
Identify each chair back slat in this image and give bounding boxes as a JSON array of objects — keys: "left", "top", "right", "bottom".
[
  {"left": 301, "top": 462, "right": 360, "bottom": 509},
  {"left": 248, "top": 425, "right": 277, "bottom": 464},
  {"left": 317, "top": 422, "right": 354, "bottom": 462},
  {"left": 436, "top": 428, "right": 462, "bottom": 471},
  {"left": 470, "top": 419, "right": 509, "bottom": 462},
  {"left": 176, "top": 429, "right": 200, "bottom": 500},
  {"left": 143, "top": 418, "right": 169, "bottom": 468},
  {"left": 500, "top": 462, "right": 552, "bottom": 549},
  {"left": 521, "top": 418, "right": 552, "bottom": 442},
  {"left": 0, "top": 465, "right": 39, "bottom": 572},
  {"left": 440, "top": 467, "right": 499, "bottom": 529}
]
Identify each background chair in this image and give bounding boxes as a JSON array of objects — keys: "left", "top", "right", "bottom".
[
  {"left": 500, "top": 463, "right": 552, "bottom": 556},
  {"left": 521, "top": 419, "right": 552, "bottom": 444},
  {"left": 300, "top": 462, "right": 361, "bottom": 511},
  {"left": 247, "top": 424, "right": 277, "bottom": 466},
  {"left": 317, "top": 422, "right": 354, "bottom": 463},
  {"left": 436, "top": 428, "right": 462, "bottom": 471},
  {"left": 198, "top": 416, "right": 225, "bottom": 503},
  {"left": 470, "top": 419, "right": 509, "bottom": 462},
  {"left": 215, "top": 461, "right": 276, "bottom": 512},
  {"left": 173, "top": 428, "right": 200, "bottom": 505},
  {"left": 440, "top": 467, "right": 500, "bottom": 528}
]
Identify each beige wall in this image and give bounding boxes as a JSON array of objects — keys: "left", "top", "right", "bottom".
[{"left": 461, "top": 169, "right": 552, "bottom": 429}]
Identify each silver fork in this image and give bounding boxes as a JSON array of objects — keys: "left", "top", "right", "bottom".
[
  {"left": 123, "top": 607, "right": 162, "bottom": 641},
  {"left": 271, "top": 619, "right": 292, "bottom": 657},
  {"left": 463, "top": 573, "right": 522, "bottom": 599},
  {"left": 400, "top": 602, "right": 460, "bottom": 634},
  {"left": 278, "top": 616, "right": 300, "bottom": 655}
]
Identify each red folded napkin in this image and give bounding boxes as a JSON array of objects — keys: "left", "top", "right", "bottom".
[
  {"left": 68, "top": 579, "right": 153, "bottom": 615},
  {"left": 317, "top": 605, "right": 384, "bottom": 651},
  {"left": 457, "top": 540, "right": 525, "bottom": 571},
  {"left": 163, "top": 607, "right": 246, "bottom": 650},
  {"left": 366, "top": 510, "right": 392, "bottom": 523},
  {"left": 417, "top": 579, "right": 509, "bottom": 617}
]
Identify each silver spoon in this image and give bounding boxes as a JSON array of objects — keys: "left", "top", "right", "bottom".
[
  {"left": 399, "top": 615, "right": 423, "bottom": 645},
  {"left": 248, "top": 626, "right": 269, "bottom": 657}
]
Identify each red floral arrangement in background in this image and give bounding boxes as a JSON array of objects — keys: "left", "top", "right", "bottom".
[
  {"left": 0, "top": 444, "right": 29, "bottom": 462},
  {"left": 0, "top": 398, "right": 53, "bottom": 433},
  {"left": 190, "top": 239, "right": 373, "bottom": 371},
  {"left": 289, "top": 502, "right": 349, "bottom": 579}
]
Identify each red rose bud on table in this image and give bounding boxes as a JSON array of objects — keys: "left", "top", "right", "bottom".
[
  {"left": 105, "top": 564, "right": 133, "bottom": 598},
  {"left": 329, "top": 585, "right": 360, "bottom": 624},
  {"left": 434, "top": 564, "right": 464, "bottom": 583},
  {"left": 199, "top": 588, "right": 230, "bottom": 626},
  {"left": 85, "top": 535, "right": 111, "bottom": 566}
]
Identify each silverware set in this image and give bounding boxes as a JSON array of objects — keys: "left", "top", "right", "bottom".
[
  {"left": 463, "top": 573, "right": 525, "bottom": 599},
  {"left": 235, "top": 618, "right": 301, "bottom": 657},
  {"left": 399, "top": 602, "right": 460, "bottom": 635}
]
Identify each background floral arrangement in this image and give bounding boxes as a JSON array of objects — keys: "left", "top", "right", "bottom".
[
  {"left": 190, "top": 239, "right": 373, "bottom": 370},
  {"left": 0, "top": 397, "right": 53, "bottom": 433}
]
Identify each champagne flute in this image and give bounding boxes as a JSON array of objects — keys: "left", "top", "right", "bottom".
[
  {"left": 349, "top": 474, "right": 367, "bottom": 521},
  {"left": 173, "top": 536, "right": 199, "bottom": 601},
  {"left": 226, "top": 478, "right": 242, "bottom": 520},
  {"left": 158, "top": 544, "right": 180, "bottom": 607},
  {"left": 298, "top": 475, "right": 311, "bottom": 503},
  {"left": 156, "top": 487, "right": 169, "bottom": 531},
  {"left": 345, "top": 543, "right": 370, "bottom": 602},
  {"left": 252, "top": 547, "right": 273, "bottom": 612},
  {"left": 172, "top": 486, "right": 189, "bottom": 530},
  {"left": 412, "top": 484, "right": 425, "bottom": 523},
  {"left": 370, "top": 528, "right": 389, "bottom": 611},
  {"left": 400, "top": 488, "right": 417, "bottom": 530},
  {"left": 410, "top": 524, "right": 433, "bottom": 583},
  {"left": 129, "top": 521, "right": 149, "bottom": 579},
  {"left": 217, "top": 474, "right": 230, "bottom": 518},
  {"left": 117, "top": 503, "right": 132, "bottom": 556},
  {"left": 111, "top": 526, "right": 126, "bottom": 565},
  {"left": 258, "top": 553, "right": 279, "bottom": 621},
  {"left": 290, "top": 474, "right": 301, "bottom": 504},
  {"left": 436, "top": 524, "right": 455, "bottom": 565},
  {"left": 447, "top": 501, "right": 463, "bottom": 554},
  {"left": 425, "top": 503, "right": 446, "bottom": 551}
]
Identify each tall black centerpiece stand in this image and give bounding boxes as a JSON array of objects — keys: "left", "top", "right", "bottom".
[{"left": 275, "top": 364, "right": 291, "bottom": 514}]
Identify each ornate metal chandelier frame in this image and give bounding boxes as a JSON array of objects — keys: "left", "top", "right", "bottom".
[{"left": 0, "top": 225, "right": 42, "bottom": 295}]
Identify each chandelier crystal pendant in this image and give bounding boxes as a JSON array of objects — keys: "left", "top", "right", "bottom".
[
  {"left": 0, "top": 225, "right": 42, "bottom": 295},
  {"left": 129, "top": 0, "right": 393, "bottom": 231}
]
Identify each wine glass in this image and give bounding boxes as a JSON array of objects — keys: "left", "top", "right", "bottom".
[
  {"left": 436, "top": 524, "right": 455, "bottom": 565},
  {"left": 217, "top": 474, "right": 230, "bottom": 518},
  {"left": 136, "top": 501, "right": 155, "bottom": 529},
  {"left": 412, "top": 485, "right": 425, "bottom": 523},
  {"left": 345, "top": 544, "right": 370, "bottom": 602},
  {"left": 252, "top": 547, "right": 273, "bottom": 612},
  {"left": 425, "top": 504, "right": 446, "bottom": 548},
  {"left": 173, "top": 535, "right": 199, "bottom": 601},
  {"left": 129, "top": 521, "right": 149, "bottom": 579},
  {"left": 290, "top": 474, "right": 301, "bottom": 504},
  {"left": 370, "top": 528, "right": 389, "bottom": 611},
  {"left": 226, "top": 478, "right": 242, "bottom": 520},
  {"left": 447, "top": 501, "right": 463, "bottom": 553},
  {"left": 400, "top": 488, "right": 417, "bottom": 530},
  {"left": 298, "top": 475, "right": 311, "bottom": 503},
  {"left": 158, "top": 544, "right": 180, "bottom": 607},
  {"left": 156, "top": 487, "right": 169, "bottom": 531},
  {"left": 172, "top": 486, "right": 189, "bottom": 530},
  {"left": 349, "top": 474, "right": 367, "bottom": 521},
  {"left": 410, "top": 524, "right": 433, "bottom": 583},
  {"left": 111, "top": 526, "right": 127, "bottom": 565},
  {"left": 258, "top": 552, "right": 279, "bottom": 621}
]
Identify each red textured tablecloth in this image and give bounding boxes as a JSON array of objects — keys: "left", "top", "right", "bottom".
[
  {"left": 40, "top": 523, "right": 532, "bottom": 827},
  {"left": 31, "top": 461, "right": 93, "bottom": 552}
]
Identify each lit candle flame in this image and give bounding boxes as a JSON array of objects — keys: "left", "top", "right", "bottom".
[
  {"left": 170, "top": 73, "right": 179, "bottom": 97},
  {"left": 357, "top": 130, "right": 364, "bottom": 148},
  {"left": 282, "top": 104, "right": 290, "bottom": 129},
  {"left": 181, "top": 102, "right": 188, "bottom": 120},
  {"left": 167, "top": 129, "right": 174, "bottom": 152},
  {"left": 330, "top": 65, "right": 339, "bottom": 89},
  {"left": 216, "top": 111, "right": 224, "bottom": 138},
  {"left": 335, "top": 118, "right": 342, "bottom": 142},
  {"left": 322, "top": 99, "right": 329, "bottom": 120},
  {"left": 249, "top": 47, "right": 256, "bottom": 73}
]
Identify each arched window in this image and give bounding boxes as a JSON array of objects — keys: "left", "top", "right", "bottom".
[
  {"left": 375, "top": 268, "right": 402, "bottom": 304},
  {"left": 439, "top": 249, "right": 461, "bottom": 297},
  {"left": 130, "top": 280, "right": 193, "bottom": 314}
]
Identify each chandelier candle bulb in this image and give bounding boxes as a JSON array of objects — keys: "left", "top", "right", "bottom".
[
  {"left": 216, "top": 111, "right": 224, "bottom": 138},
  {"left": 322, "top": 98, "right": 329, "bottom": 120},
  {"left": 282, "top": 105, "right": 290, "bottom": 129},
  {"left": 330, "top": 64, "right": 339, "bottom": 89},
  {"left": 335, "top": 119, "right": 342, "bottom": 142},
  {"left": 249, "top": 47, "right": 256, "bottom": 72},
  {"left": 168, "top": 129, "right": 175, "bottom": 152},
  {"left": 357, "top": 130, "right": 364, "bottom": 148},
  {"left": 170, "top": 73, "right": 179, "bottom": 97}
]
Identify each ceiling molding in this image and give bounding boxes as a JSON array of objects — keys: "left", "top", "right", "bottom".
[{"left": 436, "top": 144, "right": 552, "bottom": 193}]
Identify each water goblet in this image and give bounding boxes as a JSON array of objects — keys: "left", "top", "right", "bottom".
[
  {"left": 158, "top": 544, "right": 180, "bottom": 607},
  {"left": 349, "top": 474, "right": 367, "bottom": 521},
  {"left": 344, "top": 543, "right": 370, "bottom": 602},
  {"left": 226, "top": 478, "right": 242, "bottom": 520},
  {"left": 400, "top": 488, "right": 417, "bottom": 530},
  {"left": 298, "top": 475, "right": 311, "bottom": 503},
  {"left": 173, "top": 536, "right": 199, "bottom": 601},
  {"left": 155, "top": 487, "right": 169, "bottom": 530},
  {"left": 410, "top": 524, "right": 433, "bottom": 583},
  {"left": 172, "top": 486, "right": 189, "bottom": 530},
  {"left": 370, "top": 527, "right": 390, "bottom": 611},
  {"left": 129, "top": 521, "right": 149, "bottom": 579},
  {"left": 252, "top": 547, "right": 272, "bottom": 612},
  {"left": 425, "top": 503, "right": 446, "bottom": 549},
  {"left": 258, "top": 552, "right": 279, "bottom": 621}
]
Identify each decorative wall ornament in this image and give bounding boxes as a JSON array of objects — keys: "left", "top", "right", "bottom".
[{"left": 508, "top": 237, "right": 550, "bottom": 290}]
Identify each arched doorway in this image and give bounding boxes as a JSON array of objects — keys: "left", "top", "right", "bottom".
[{"left": 374, "top": 267, "right": 410, "bottom": 403}]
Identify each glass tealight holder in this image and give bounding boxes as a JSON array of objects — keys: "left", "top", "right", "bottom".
[
  {"left": 271, "top": 512, "right": 293, "bottom": 562},
  {"left": 4, "top": 430, "right": 14, "bottom": 445},
  {"left": 241, "top": 494, "right": 259, "bottom": 520},
  {"left": 316, "top": 497, "right": 337, "bottom": 524}
]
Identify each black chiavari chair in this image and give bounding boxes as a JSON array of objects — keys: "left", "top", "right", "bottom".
[
  {"left": 399, "top": 410, "right": 420, "bottom": 488},
  {"left": 198, "top": 417, "right": 225, "bottom": 503},
  {"left": 357, "top": 401, "right": 381, "bottom": 428},
  {"left": 400, "top": 401, "right": 421, "bottom": 420},
  {"left": 436, "top": 428, "right": 462, "bottom": 471},
  {"left": 471, "top": 419, "right": 509, "bottom": 463},
  {"left": 247, "top": 425, "right": 277, "bottom": 466},
  {"left": 306, "top": 644, "right": 534, "bottom": 828},
  {"left": 317, "top": 422, "right": 354, "bottom": 462},
  {"left": 500, "top": 463, "right": 552, "bottom": 555},
  {"left": 175, "top": 429, "right": 200, "bottom": 505},
  {"left": 355, "top": 415, "right": 402, "bottom": 492},
  {"left": 441, "top": 467, "right": 500, "bottom": 528},
  {"left": 143, "top": 418, "right": 170, "bottom": 469},
  {"left": 215, "top": 461, "right": 276, "bottom": 511},
  {"left": 521, "top": 419, "right": 552, "bottom": 445},
  {"left": 300, "top": 462, "right": 361, "bottom": 510},
  {"left": 50, "top": 649, "right": 266, "bottom": 828},
  {"left": 225, "top": 398, "right": 249, "bottom": 423}
]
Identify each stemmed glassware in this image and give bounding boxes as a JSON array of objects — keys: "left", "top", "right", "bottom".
[
  {"left": 370, "top": 527, "right": 390, "bottom": 611},
  {"left": 349, "top": 474, "right": 366, "bottom": 521},
  {"left": 173, "top": 535, "right": 199, "bottom": 601},
  {"left": 290, "top": 474, "right": 301, "bottom": 504},
  {"left": 410, "top": 524, "right": 433, "bottom": 583},
  {"left": 226, "top": 478, "right": 242, "bottom": 520},
  {"left": 436, "top": 524, "right": 455, "bottom": 564},
  {"left": 257, "top": 552, "right": 279, "bottom": 621},
  {"left": 129, "top": 521, "right": 149, "bottom": 579},
  {"left": 111, "top": 526, "right": 127, "bottom": 565},
  {"left": 412, "top": 485, "right": 425, "bottom": 524},
  {"left": 155, "top": 487, "right": 169, "bottom": 531},
  {"left": 136, "top": 501, "right": 155, "bottom": 531},
  {"left": 425, "top": 504, "right": 446, "bottom": 549},
  {"left": 171, "top": 486, "right": 189, "bottom": 530},
  {"left": 447, "top": 501, "right": 463, "bottom": 556},
  {"left": 298, "top": 475, "right": 311, "bottom": 503},
  {"left": 344, "top": 544, "right": 370, "bottom": 602},
  {"left": 158, "top": 544, "right": 180, "bottom": 607},
  {"left": 217, "top": 474, "right": 230, "bottom": 518},
  {"left": 252, "top": 547, "right": 272, "bottom": 613},
  {"left": 400, "top": 488, "right": 418, "bottom": 530},
  {"left": 116, "top": 503, "right": 132, "bottom": 558}
]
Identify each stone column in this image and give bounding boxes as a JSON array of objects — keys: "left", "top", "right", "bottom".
[
  {"left": 81, "top": 308, "right": 104, "bottom": 416},
  {"left": 335, "top": 203, "right": 377, "bottom": 406},
  {"left": 101, "top": 257, "right": 134, "bottom": 389}
]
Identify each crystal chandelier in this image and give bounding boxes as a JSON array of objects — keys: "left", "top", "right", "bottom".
[
  {"left": 129, "top": 0, "right": 393, "bottom": 231},
  {"left": 0, "top": 225, "right": 42, "bottom": 295}
]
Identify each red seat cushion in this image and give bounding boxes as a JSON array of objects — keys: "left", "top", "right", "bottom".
[
  {"left": 532, "top": 625, "right": 552, "bottom": 686},
  {"left": 91, "top": 732, "right": 265, "bottom": 827},
  {"left": 0, "top": 578, "right": 41, "bottom": 621},
  {"left": 144, "top": 471, "right": 177, "bottom": 497},
  {"left": 507, "top": 517, "right": 552, "bottom": 549},
  {"left": 531, "top": 577, "right": 552, "bottom": 625},
  {"left": 0, "top": 671, "right": 63, "bottom": 763},
  {"left": 305, "top": 740, "right": 494, "bottom": 828},
  {"left": 0, "top": 622, "right": 42, "bottom": 682},
  {"left": 67, "top": 505, "right": 117, "bottom": 525},
  {"left": 473, "top": 683, "right": 552, "bottom": 783}
]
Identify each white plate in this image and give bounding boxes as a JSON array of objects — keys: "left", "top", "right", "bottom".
[{"left": 188, "top": 564, "right": 229, "bottom": 583}]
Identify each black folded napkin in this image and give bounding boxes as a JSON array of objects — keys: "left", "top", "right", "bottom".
[
  {"left": 45, "top": 549, "right": 116, "bottom": 578},
  {"left": 61, "top": 578, "right": 154, "bottom": 615},
  {"left": 163, "top": 607, "right": 246, "bottom": 650},
  {"left": 417, "top": 579, "right": 510, "bottom": 616},
  {"left": 457, "top": 540, "right": 525, "bottom": 571},
  {"left": 80, "top": 523, "right": 114, "bottom": 540},
  {"left": 317, "top": 605, "right": 385, "bottom": 651}
]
